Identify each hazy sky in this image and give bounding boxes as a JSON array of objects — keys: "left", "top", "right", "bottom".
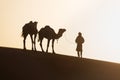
[{"left": 0, "top": 0, "right": 120, "bottom": 63}]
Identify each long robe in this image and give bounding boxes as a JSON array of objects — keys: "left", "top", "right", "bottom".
[{"left": 75, "top": 35, "right": 84, "bottom": 51}]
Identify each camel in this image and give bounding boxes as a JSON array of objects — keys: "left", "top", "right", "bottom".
[
  {"left": 22, "top": 21, "right": 38, "bottom": 51},
  {"left": 38, "top": 25, "right": 66, "bottom": 53}
]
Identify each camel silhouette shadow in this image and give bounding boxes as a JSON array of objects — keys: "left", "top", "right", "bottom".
[
  {"left": 22, "top": 21, "right": 38, "bottom": 51},
  {"left": 38, "top": 25, "right": 66, "bottom": 54}
]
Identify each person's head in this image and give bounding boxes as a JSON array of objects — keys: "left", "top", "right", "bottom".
[{"left": 78, "top": 32, "right": 82, "bottom": 36}]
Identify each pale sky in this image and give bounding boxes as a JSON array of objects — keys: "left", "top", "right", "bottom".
[{"left": 0, "top": 0, "right": 120, "bottom": 63}]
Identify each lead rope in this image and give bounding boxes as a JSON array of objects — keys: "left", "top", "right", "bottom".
[{"left": 64, "top": 32, "right": 75, "bottom": 45}]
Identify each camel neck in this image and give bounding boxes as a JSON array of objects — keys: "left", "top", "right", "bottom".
[{"left": 55, "top": 30, "right": 63, "bottom": 39}]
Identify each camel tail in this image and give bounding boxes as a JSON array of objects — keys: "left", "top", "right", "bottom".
[
  {"left": 21, "top": 32, "right": 24, "bottom": 37},
  {"left": 21, "top": 28, "right": 24, "bottom": 37},
  {"left": 56, "top": 39, "right": 59, "bottom": 43},
  {"left": 21, "top": 24, "right": 25, "bottom": 37},
  {"left": 21, "top": 27, "right": 25, "bottom": 37},
  {"left": 37, "top": 32, "right": 40, "bottom": 42},
  {"left": 38, "top": 38, "right": 40, "bottom": 42}
]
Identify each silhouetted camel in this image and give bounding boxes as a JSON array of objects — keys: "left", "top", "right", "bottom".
[
  {"left": 38, "top": 25, "right": 66, "bottom": 53},
  {"left": 22, "top": 21, "right": 38, "bottom": 51}
]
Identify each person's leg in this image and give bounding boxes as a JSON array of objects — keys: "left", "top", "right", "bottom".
[
  {"left": 77, "top": 51, "right": 80, "bottom": 57},
  {"left": 80, "top": 50, "right": 83, "bottom": 58}
]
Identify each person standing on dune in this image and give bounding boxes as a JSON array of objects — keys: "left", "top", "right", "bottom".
[{"left": 75, "top": 32, "right": 85, "bottom": 58}]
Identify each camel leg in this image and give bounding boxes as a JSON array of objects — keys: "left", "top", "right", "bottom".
[
  {"left": 23, "top": 35, "right": 27, "bottom": 50},
  {"left": 52, "top": 39, "right": 55, "bottom": 54},
  {"left": 40, "top": 39, "right": 44, "bottom": 52},
  {"left": 46, "top": 39, "right": 50, "bottom": 53},
  {"left": 23, "top": 38, "right": 26, "bottom": 50},
  {"left": 30, "top": 35, "right": 34, "bottom": 50},
  {"left": 34, "top": 34, "right": 37, "bottom": 51}
]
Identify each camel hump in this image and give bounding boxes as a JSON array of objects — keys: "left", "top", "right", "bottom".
[
  {"left": 44, "top": 25, "right": 55, "bottom": 33},
  {"left": 22, "top": 21, "right": 38, "bottom": 36},
  {"left": 45, "top": 25, "right": 50, "bottom": 28}
]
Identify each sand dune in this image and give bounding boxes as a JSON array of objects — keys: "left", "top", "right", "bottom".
[{"left": 0, "top": 47, "right": 120, "bottom": 80}]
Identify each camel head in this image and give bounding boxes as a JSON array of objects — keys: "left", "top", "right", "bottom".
[
  {"left": 59, "top": 28, "right": 66, "bottom": 34},
  {"left": 56, "top": 28, "right": 66, "bottom": 39}
]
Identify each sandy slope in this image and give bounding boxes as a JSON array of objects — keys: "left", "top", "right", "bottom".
[{"left": 0, "top": 47, "right": 120, "bottom": 80}]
